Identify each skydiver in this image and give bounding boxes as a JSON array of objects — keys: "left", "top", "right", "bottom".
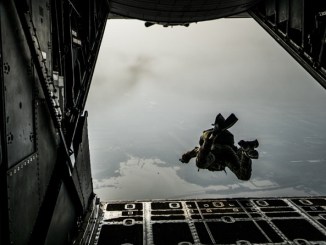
[{"left": 179, "top": 113, "right": 259, "bottom": 180}]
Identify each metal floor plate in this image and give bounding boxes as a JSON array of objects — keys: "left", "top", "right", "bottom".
[{"left": 94, "top": 197, "right": 326, "bottom": 245}]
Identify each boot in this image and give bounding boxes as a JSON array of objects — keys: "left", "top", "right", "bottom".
[
  {"left": 212, "top": 113, "right": 238, "bottom": 131},
  {"left": 246, "top": 149, "right": 259, "bottom": 159},
  {"left": 238, "top": 139, "right": 259, "bottom": 150}
]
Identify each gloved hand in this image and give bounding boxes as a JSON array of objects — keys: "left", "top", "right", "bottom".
[{"left": 179, "top": 154, "right": 191, "bottom": 163}]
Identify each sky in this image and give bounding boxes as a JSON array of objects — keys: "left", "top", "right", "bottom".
[{"left": 86, "top": 18, "right": 326, "bottom": 201}]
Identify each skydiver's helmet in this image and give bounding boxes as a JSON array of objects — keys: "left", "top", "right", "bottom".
[{"left": 212, "top": 113, "right": 238, "bottom": 132}]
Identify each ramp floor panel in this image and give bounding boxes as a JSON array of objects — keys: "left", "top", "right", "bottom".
[{"left": 95, "top": 197, "right": 326, "bottom": 244}]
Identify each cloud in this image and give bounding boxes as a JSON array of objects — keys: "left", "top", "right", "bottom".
[
  {"left": 87, "top": 53, "right": 155, "bottom": 106},
  {"left": 93, "top": 155, "right": 204, "bottom": 201},
  {"left": 92, "top": 154, "right": 321, "bottom": 201},
  {"left": 128, "top": 56, "right": 154, "bottom": 83}
]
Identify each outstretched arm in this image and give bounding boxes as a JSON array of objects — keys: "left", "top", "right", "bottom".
[{"left": 179, "top": 147, "right": 199, "bottom": 163}]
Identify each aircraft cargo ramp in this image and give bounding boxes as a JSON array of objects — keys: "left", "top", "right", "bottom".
[{"left": 78, "top": 197, "right": 326, "bottom": 244}]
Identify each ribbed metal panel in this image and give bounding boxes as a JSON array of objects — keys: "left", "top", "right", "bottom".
[{"left": 109, "top": 0, "right": 261, "bottom": 24}]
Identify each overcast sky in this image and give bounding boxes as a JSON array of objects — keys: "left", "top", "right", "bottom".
[
  {"left": 88, "top": 18, "right": 325, "bottom": 114},
  {"left": 86, "top": 18, "right": 326, "bottom": 201}
]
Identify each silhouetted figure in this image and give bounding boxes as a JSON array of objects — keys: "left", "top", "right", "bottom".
[{"left": 180, "top": 113, "right": 259, "bottom": 180}]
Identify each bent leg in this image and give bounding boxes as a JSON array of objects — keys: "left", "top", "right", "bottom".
[
  {"left": 233, "top": 149, "right": 252, "bottom": 180},
  {"left": 216, "top": 146, "right": 252, "bottom": 180}
]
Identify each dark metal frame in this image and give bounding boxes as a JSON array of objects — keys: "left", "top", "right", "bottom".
[
  {"left": 29, "top": 0, "right": 108, "bottom": 242},
  {"left": 63, "top": 0, "right": 109, "bottom": 149},
  {"left": 250, "top": 0, "right": 326, "bottom": 89},
  {"left": 13, "top": 0, "right": 73, "bottom": 172},
  {"left": 1, "top": 0, "right": 109, "bottom": 243},
  {"left": 0, "top": 7, "right": 10, "bottom": 244}
]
